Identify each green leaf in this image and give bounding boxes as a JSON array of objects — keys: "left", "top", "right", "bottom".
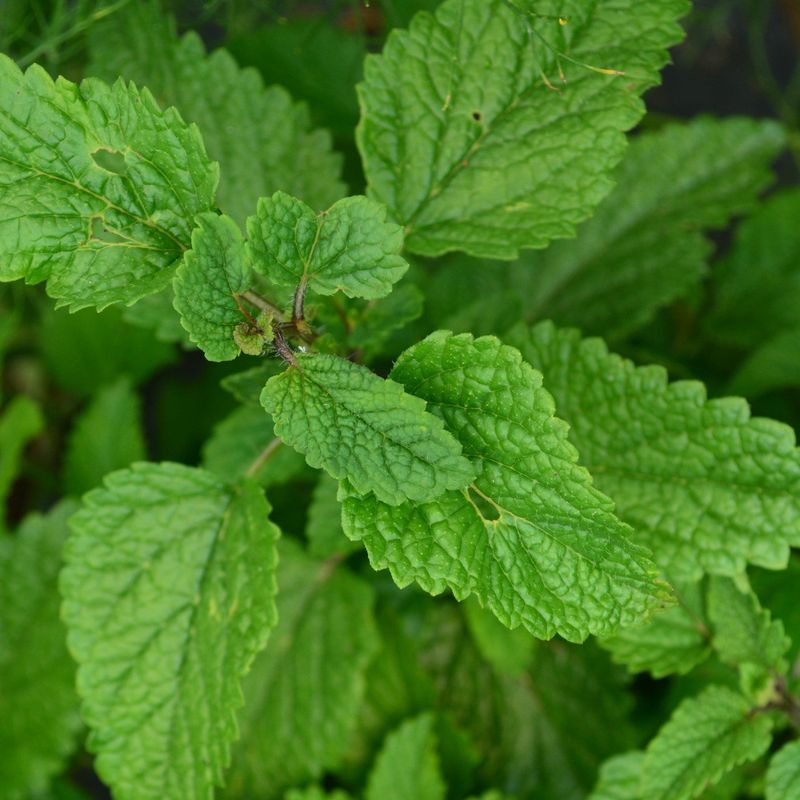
[
  {"left": 463, "top": 597, "right": 535, "bottom": 677},
  {"left": 365, "top": 714, "right": 445, "bottom": 800},
  {"left": 346, "top": 605, "right": 438, "bottom": 780},
  {"left": 62, "top": 463, "right": 279, "bottom": 800},
  {"left": 381, "top": 0, "right": 442, "bottom": 28},
  {"left": 247, "top": 192, "right": 408, "bottom": 300},
  {"left": 314, "top": 283, "right": 426, "bottom": 364},
  {"left": 0, "top": 503, "right": 81, "bottom": 799},
  {"left": 261, "top": 352, "right": 474, "bottom": 506},
  {"left": 306, "top": 473, "right": 360, "bottom": 559},
  {"left": 0, "top": 395, "right": 43, "bottom": 533},
  {"left": 520, "top": 117, "right": 785, "bottom": 339},
  {"left": 349, "top": 283, "right": 425, "bottom": 353},
  {"left": 421, "top": 255, "right": 531, "bottom": 338},
  {"left": 726, "top": 328, "right": 800, "bottom": 398},
  {"left": 39, "top": 305, "right": 176, "bottom": 397},
  {"left": 358, "top": 0, "right": 688, "bottom": 258},
  {"left": 220, "top": 361, "right": 285, "bottom": 406},
  {"left": 342, "top": 332, "right": 664, "bottom": 641},
  {"left": 87, "top": 0, "right": 344, "bottom": 221},
  {"left": 707, "top": 576, "right": 790, "bottom": 671},
  {"left": 0, "top": 55, "right": 218, "bottom": 310},
  {"left": 751, "top": 556, "right": 800, "bottom": 663},
  {"left": 641, "top": 685, "right": 773, "bottom": 800},
  {"left": 173, "top": 213, "right": 253, "bottom": 361},
  {"left": 600, "top": 580, "right": 711, "bottom": 678},
  {"left": 31, "top": 777, "right": 94, "bottom": 800},
  {"left": 63, "top": 378, "right": 146, "bottom": 496},
  {"left": 466, "top": 793, "right": 516, "bottom": 800},
  {"left": 202, "top": 404, "right": 306, "bottom": 488},
  {"left": 417, "top": 604, "right": 637, "bottom": 799},
  {"left": 285, "top": 789, "right": 354, "bottom": 800},
  {"left": 588, "top": 751, "right": 643, "bottom": 800},
  {"left": 0, "top": 303, "right": 18, "bottom": 403},
  {"left": 121, "top": 287, "right": 190, "bottom": 345},
  {"left": 766, "top": 740, "right": 800, "bottom": 800},
  {"left": 225, "top": 540, "right": 378, "bottom": 799},
  {"left": 227, "top": 17, "right": 364, "bottom": 139},
  {"left": 709, "top": 187, "right": 800, "bottom": 349},
  {"left": 507, "top": 321, "right": 800, "bottom": 580}
]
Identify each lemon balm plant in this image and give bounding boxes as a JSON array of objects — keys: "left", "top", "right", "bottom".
[{"left": 2, "top": 2, "right": 800, "bottom": 799}]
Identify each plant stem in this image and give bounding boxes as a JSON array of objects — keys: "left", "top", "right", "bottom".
[
  {"left": 240, "top": 290, "right": 284, "bottom": 321},
  {"left": 292, "top": 278, "right": 308, "bottom": 324},
  {"left": 272, "top": 327, "right": 297, "bottom": 366},
  {"left": 245, "top": 437, "right": 282, "bottom": 478}
]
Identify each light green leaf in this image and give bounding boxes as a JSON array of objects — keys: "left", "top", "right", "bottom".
[
  {"left": 306, "top": 474, "right": 360, "bottom": 559},
  {"left": 521, "top": 117, "right": 785, "bottom": 339},
  {"left": 0, "top": 503, "right": 81, "bottom": 799},
  {"left": 63, "top": 378, "right": 146, "bottom": 496},
  {"left": 366, "top": 714, "right": 445, "bottom": 800},
  {"left": 225, "top": 540, "right": 378, "bottom": 799},
  {"left": 342, "top": 332, "right": 664, "bottom": 642},
  {"left": 0, "top": 55, "right": 218, "bottom": 310},
  {"left": 600, "top": 584, "right": 711, "bottom": 678},
  {"left": 247, "top": 192, "right": 408, "bottom": 300},
  {"left": 600, "top": 580, "right": 711, "bottom": 678},
  {"left": 87, "top": 0, "right": 344, "bottom": 221},
  {"left": 463, "top": 598, "right": 535, "bottom": 677},
  {"left": 173, "top": 213, "right": 253, "bottom": 361},
  {"left": 0, "top": 395, "right": 43, "bottom": 533},
  {"left": 508, "top": 321, "right": 800, "bottom": 580},
  {"left": 358, "top": 0, "right": 688, "bottom": 258},
  {"left": 707, "top": 576, "right": 790, "bottom": 671},
  {"left": 39, "top": 305, "right": 176, "bottom": 397},
  {"left": 62, "top": 463, "right": 279, "bottom": 800},
  {"left": 641, "top": 685, "right": 773, "bottom": 800},
  {"left": 588, "top": 751, "right": 643, "bottom": 800},
  {"left": 202, "top": 404, "right": 306, "bottom": 488},
  {"left": 709, "top": 187, "right": 800, "bottom": 349},
  {"left": 766, "top": 740, "right": 800, "bottom": 800},
  {"left": 261, "top": 352, "right": 474, "bottom": 506}
]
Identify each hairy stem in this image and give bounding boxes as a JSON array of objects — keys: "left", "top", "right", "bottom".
[
  {"left": 245, "top": 437, "right": 282, "bottom": 478},
  {"left": 240, "top": 290, "right": 284, "bottom": 322},
  {"left": 272, "top": 327, "right": 297, "bottom": 366}
]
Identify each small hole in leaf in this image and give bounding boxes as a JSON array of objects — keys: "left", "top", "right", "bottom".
[
  {"left": 89, "top": 216, "right": 126, "bottom": 244},
  {"left": 468, "top": 487, "right": 500, "bottom": 521},
  {"left": 471, "top": 110, "right": 482, "bottom": 122},
  {"left": 92, "top": 148, "right": 128, "bottom": 176}
]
